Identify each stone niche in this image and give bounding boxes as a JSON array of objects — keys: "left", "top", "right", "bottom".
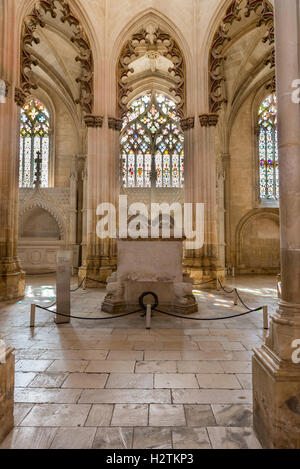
[
  {"left": 0, "top": 347, "right": 14, "bottom": 443},
  {"left": 102, "top": 239, "right": 198, "bottom": 314}
]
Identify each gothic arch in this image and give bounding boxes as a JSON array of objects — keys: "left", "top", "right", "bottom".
[
  {"left": 18, "top": 0, "right": 94, "bottom": 116},
  {"left": 208, "top": 0, "right": 274, "bottom": 114},
  {"left": 114, "top": 10, "right": 189, "bottom": 118},
  {"left": 19, "top": 199, "right": 66, "bottom": 241},
  {"left": 235, "top": 208, "right": 279, "bottom": 272}
]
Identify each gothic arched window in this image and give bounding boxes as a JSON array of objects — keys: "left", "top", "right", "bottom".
[
  {"left": 121, "top": 93, "right": 184, "bottom": 188},
  {"left": 19, "top": 99, "right": 50, "bottom": 188},
  {"left": 258, "top": 93, "right": 279, "bottom": 200}
]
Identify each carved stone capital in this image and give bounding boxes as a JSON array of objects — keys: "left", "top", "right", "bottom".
[
  {"left": 14, "top": 88, "right": 27, "bottom": 107},
  {"left": 199, "top": 113, "right": 219, "bottom": 127},
  {"left": 108, "top": 117, "right": 123, "bottom": 131},
  {"left": 84, "top": 115, "right": 104, "bottom": 128},
  {"left": 180, "top": 117, "right": 194, "bottom": 132},
  {"left": 266, "top": 76, "right": 276, "bottom": 93}
]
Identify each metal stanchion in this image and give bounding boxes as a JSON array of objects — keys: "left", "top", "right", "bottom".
[
  {"left": 30, "top": 304, "right": 36, "bottom": 328},
  {"left": 234, "top": 289, "right": 238, "bottom": 306},
  {"left": 146, "top": 304, "right": 152, "bottom": 330},
  {"left": 83, "top": 278, "right": 86, "bottom": 290},
  {"left": 263, "top": 306, "right": 269, "bottom": 330}
]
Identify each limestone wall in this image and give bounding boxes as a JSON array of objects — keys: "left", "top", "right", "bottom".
[{"left": 0, "top": 348, "right": 14, "bottom": 443}]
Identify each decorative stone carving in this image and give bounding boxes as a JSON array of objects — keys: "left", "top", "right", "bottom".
[
  {"left": 0, "top": 347, "right": 15, "bottom": 444},
  {"left": 209, "top": 0, "right": 274, "bottom": 113},
  {"left": 118, "top": 24, "right": 185, "bottom": 117},
  {"left": 199, "top": 114, "right": 219, "bottom": 127},
  {"left": 84, "top": 115, "right": 104, "bottom": 128},
  {"left": 20, "top": 0, "right": 94, "bottom": 115},
  {"left": 180, "top": 117, "right": 194, "bottom": 131},
  {"left": 108, "top": 117, "right": 123, "bottom": 131},
  {"left": 14, "top": 87, "right": 27, "bottom": 107}
]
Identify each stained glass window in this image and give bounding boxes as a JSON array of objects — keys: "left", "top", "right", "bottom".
[
  {"left": 258, "top": 93, "right": 279, "bottom": 200},
  {"left": 19, "top": 99, "right": 50, "bottom": 188},
  {"left": 121, "top": 93, "right": 184, "bottom": 188}
]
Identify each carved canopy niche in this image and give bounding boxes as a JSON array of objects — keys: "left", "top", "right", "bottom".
[
  {"left": 118, "top": 23, "right": 185, "bottom": 118},
  {"left": 209, "top": 0, "right": 274, "bottom": 114},
  {"left": 19, "top": 0, "right": 93, "bottom": 115}
]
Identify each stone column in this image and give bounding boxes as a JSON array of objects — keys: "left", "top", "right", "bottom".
[
  {"left": 78, "top": 116, "right": 120, "bottom": 285},
  {"left": 183, "top": 113, "right": 224, "bottom": 285},
  {"left": 253, "top": 0, "right": 300, "bottom": 449},
  {"left": 0, "top": 0, "right": 25, "bottom": 301}
]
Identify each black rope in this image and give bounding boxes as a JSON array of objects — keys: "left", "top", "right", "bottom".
[
  {"left": 193, "top": 279, "right": 216, "bottom": 287},
  {"left": 218, "top": 279, "right": 235, "bottom": 294},
  {"left": 70, "top": 277, "right": 86, "bottom": 292},
  {"left": 86, "top": 277, "right": 107, "bottom": 285},
  {"left": 153, "top": 306, "right": 263, "bottom": 321},
  {"left": 35, "top": 304, "right": 144, "bottom": 321},
  {"left": 235, "top": 290, "right": 253, "bottom": 311}
]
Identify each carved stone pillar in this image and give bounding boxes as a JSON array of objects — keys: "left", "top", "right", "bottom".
[
  {"left": 216, "top": 153, "right": 229, "bottom": 269},
  {"left": 0, "top": 2, "right": 25, "bottom": 301},
  {"left": 183, "top": 113, "right": 225, "bottom": 285},
  {"left": 78, "top": 116, "right": 119, "bottom": 285},
  {"left": 253, "top": 0, "right": 300, "bottom": 449}
]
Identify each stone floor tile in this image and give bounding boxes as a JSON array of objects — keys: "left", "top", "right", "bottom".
[
  {"left": 86, "top": 361, "right": 135, "bottom": 373},
  {"left": 149, "top": 404, "right": 186, "bottom": 427},
  {"left": 85, "top": 405, "right": 114, "bottom": 426},
  {"left": 46, "top": 360, "right": 89, "bottom": 372},
  {"left": 220, "top": 361, "right": 252, "bottom": 374},
  {"left": 14, "top": 388, "right": 82, "bottom": 404},
  {"left": 15, "top": 360, "right": 53, "bottom": 372},
  {"left": 212, "top": 404, "right": 253, "bottom": 427},
  {"left": 144, "top": 351, "right": 181, "bottom": 361},
  {"left": 93, "top": 427, "right": 133, "bottom": 449},
  {"left": 133, "top": 427, "right": 172, "bottom": 449},
  {"left": 111, "top": 404, "right": 148, "bottom": 426},
  {"left": 40, "top": 350, "right": 108, "bottom": 361},
  {"left": 172, "top": 389, "right": 252, "bottom": 405},
  {"left": 155, "top": 373, "right": 198, "bottom": 389},
  {"left": 172, "top": 428, "right": 211, "bottom": 449},
  {"left": 184, "top": 405, "right": 216, "bottom": 427},
  {"left": 207, "top": 427, "right": 261, "bottom": 449},
  {"left": 29, "top": 372, "right": 68, "bottom": 388},
  {"left": 79, "top": 389, "right": 171, "bottom": 404},
  {"left": 106, "top": 373, "right": 153, "bottom": 389},
  {"left": 106, "top": 351, "right": 143, "bottom": 361},
  {"left": 20, "top": 404, "right": 91, "bottom": 427},
  {"left": 14, "top": 404, "right": 34, "bottom": 426},
  {"left": 135, "top": 361, "right": 177, "bottom": 374},
  {"left": 177, "top": 361, "right": 223, "bottom": 374},
  {"left": 236, "top": 374, "right": 252, "bottom": 390},
  {"left": 196, "top": 374, "right": 241, "bottom": 389},
  {"left": 0, "top": 427, "right": 57, "bottom": 449},
  {"left": 62, "top": 373, "right": 108, "bottom": 389},
  {"left": 181, "top": 351, "right": 233, "bottom": 361},
  {"left": 50, "top": 427, "right": 97, "bottom": 449},
  {"left": 15, "top": 372, "right": 36, "bottom": 387}
]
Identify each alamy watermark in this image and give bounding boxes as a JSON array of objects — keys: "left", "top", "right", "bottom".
[
  {"left": 96, "top": 196, "right": 205, "bottom": 250},
  {"left": 291, "top": 339, "right": 300, "bottom": 364},
  {"left": 0, "top": 339, "right": 6, "bottom": 364}
]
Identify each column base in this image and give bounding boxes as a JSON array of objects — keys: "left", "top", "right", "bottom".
[
  {"left": 0, "top": 348, "right": 14, "bottom": 443},
  {"left": 0, "top": 270, "right": 25, "bottom": 302},
  {"left": 183, "top": 257, "right": 225, "bottom": 288},
  {"left": 78, "top": 260, "right": 117, "bottom": 287},
  {"left": 253, "top": 345, "right": 300, "bottom": 449}
]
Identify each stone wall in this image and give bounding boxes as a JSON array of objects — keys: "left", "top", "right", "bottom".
[{"left": 0, "top": 348, "right": 14, "bottom": 443}]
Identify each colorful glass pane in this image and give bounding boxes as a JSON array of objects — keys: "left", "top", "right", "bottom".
[
  {"left": 120, "top": 93, "right": 184, "bottom": 188},
  {"left": 19, "top": 99, "right": 50, "bottom": 188},
  {"left": 258, "top": 93, "right": 279, "bottom": 200}
]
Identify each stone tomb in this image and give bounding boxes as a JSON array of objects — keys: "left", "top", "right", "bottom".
[{"left": 102, "top": 239, "right": 198, "bottom": 314}]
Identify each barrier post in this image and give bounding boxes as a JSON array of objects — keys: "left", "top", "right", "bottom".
[
  {"left": 234, "top": 289, "right": 238, "bottom": 306},
  {"left": 146, "top": 304, "right": 152, "bottom": 330},
  {"left": 263, "top": 306, "right": 269, "bottom": 330},
  {"left": 83, "top": 278, "right": 86, "bottom": 290},
  {"left": 30, "top": 304, "right": 36, "bottom": 328},
  {"left": 217, "top": 278, "right": 221, "bottom": 291},
  {"left": 55, "top": 251, "right": 71, "bottom": 325}
]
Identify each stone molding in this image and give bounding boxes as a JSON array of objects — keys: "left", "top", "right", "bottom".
[
  {"left": 84, "top": 115, "right": 104, "bottom": 128},
  {"left": 180, "top": 117, "right": 194, "bottom": 131},
  {"left": 108, "top": 117, "right": 123, "bottom": 131},
  {"left": 199, "top": 113, "right": 219, "bottom": 127}
]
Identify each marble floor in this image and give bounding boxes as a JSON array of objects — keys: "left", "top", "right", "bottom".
[{"left": 0, "top": 274, "right": 278, "bottom": 449}]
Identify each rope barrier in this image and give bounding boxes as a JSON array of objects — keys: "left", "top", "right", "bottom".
[
  {"left": 153, "top": 306, "right": 263, "bottom": 321},
  {"left": 35, "top": 304, "right": 144, "bottom": 321}
]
